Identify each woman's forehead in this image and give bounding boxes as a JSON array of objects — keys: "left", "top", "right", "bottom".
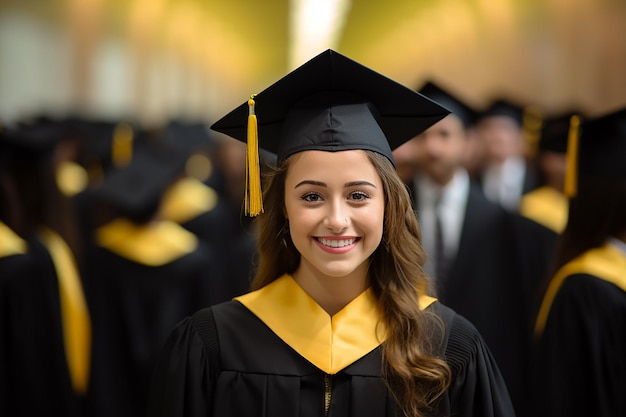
[{"left": 286, "top": 150, "right": 380, "bottom": 182}]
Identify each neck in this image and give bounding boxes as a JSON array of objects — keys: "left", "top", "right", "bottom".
[{"left": 292, "top": 262, "right": 369, "bottom": 316}]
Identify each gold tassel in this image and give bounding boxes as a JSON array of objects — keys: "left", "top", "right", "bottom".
[
  {"left": 246, "top": 95, "right": 263, "bottom": 216},
  {"left": 112, "top": 122, "right": 134, "bottom": 168},
  {"left": 564, "top": 115, "right": 581, "bottom": 198}
]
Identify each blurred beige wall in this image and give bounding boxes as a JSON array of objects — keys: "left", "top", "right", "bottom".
[{"left": 0, "top": 0, "right": 624, "bottom": 126}]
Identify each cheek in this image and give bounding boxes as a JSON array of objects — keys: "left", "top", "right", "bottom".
[
  {"left": 286, "top": 209, "right": 315, "bottom": 239},
  {"left": 366, "top": 204, "right": 385, "bottom": 242}
]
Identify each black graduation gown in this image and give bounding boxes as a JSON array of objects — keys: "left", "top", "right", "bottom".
[
  {"left": 83, "top": 219, "right": 224, "bottom": 417},
  {"left": 531, "top": 244, "right": 626, "bottom": 417},
  {"left": 508, "top": 213, "right": 558, "bottom": 328},
  {"left": 1, "top": 237, "right": 86, "bottom": 417},
  {"left": 0, "top": 236, "right": 32, "bottom": 417},
  {"left": 147, "top": 275, "right": 515, "bottom": 417}
]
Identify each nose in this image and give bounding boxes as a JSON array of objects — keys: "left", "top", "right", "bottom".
[
  {"left": 423, "top": 134, "right": 444, "bottom": 155},
  {"left": 323, "top": 200, "right": 350, "bottom": 233}
]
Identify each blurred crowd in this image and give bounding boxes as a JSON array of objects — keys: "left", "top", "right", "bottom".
[
  {"left": 0, "top": 116, "right": 259, "bottom": 416},
  {"left": 1, "top": 78, "right": 624, "bottom": 417}
]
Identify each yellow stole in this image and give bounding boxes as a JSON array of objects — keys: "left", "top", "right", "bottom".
[
  {"left": 519, "top": 186, "right": 568, "bottom": 233},
  {"left": 236, "top": 274, "right": 437, "bottom": 374},
  {"left": 160, "top": 177, "right": 218, "bottom": 224},
  {"left": 95, "top": 218, "right": 198, "bottom": 266},
  {"left": 0, "top": 221, "right": 27, "bottom": 257},
  {"left": 39, "top": 227, "right": 91, "bottom": 395},
  {"left": 534, "top": 243, "right": 626, "bottom": 338}
]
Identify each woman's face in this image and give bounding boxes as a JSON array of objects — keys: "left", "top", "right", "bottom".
[{"left": 284, "top": 150, "right": 385, "bottom": 281}]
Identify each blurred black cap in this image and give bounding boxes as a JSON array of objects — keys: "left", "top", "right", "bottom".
[
  {"left": 96, "top": 134, "right": 188, "bottom": 217},
  {"left": 479, "top": 98, "right": 524, "bottom": 127},
  {"left": 539, "top": 111, "right": 585, "bottom": 154},
  {"left": 417, "top": 81, "right": 477, "bottom": 128},
  {"left": 578, "top": 106, "right": 626, "bottom": 181},
  {"left": 164, "top": 120, "right": 217, "bottom": 153},
  {"left": 0, "top": 118, "right": 83, "bottom": 166}
]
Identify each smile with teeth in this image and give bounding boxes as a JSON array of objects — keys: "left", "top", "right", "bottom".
[{"left": 316, "top": 237, "right": 357, "bottom": 248}]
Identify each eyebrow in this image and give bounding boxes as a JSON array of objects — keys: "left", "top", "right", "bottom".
[{"left": 294, "top": 180, "right": 377, "bottom": 189}]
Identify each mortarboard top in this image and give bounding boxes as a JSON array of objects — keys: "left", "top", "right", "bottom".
[
  {"left": 81, "top": 120, "right": 136, "bottom": 167},
  {"left": 478, "top": 98, "right": 524, "bottom": 127},
  {"left": 210, "top": 49, "right": 449, "bottom": 165},
  {"left": 417, "top": 81, "right": 477, "bottom": 128},
  {"left": 96, "top": 132, "right": 189, "bottom": 217},
  {"left": 577, "top": 106, "right": 626, "bottom": 182},
  {"left": 0, "top": 119, "right": 77, "bottom": 166},
  {"left": 164, "top": 120, "right": 217, "bottom": 152},
  {"left": 162, "top": 120, "right": 219, "bottom": 182},
  {"left": 210, "top": 49, "right": 450, "bottom": 216},
  {"left": 538, "top": 111, "right": 584, "bottom": 154}
]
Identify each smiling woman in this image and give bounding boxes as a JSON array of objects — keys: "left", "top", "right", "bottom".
[
  {"left": 147, "top": 49, "right": 515, "bottom": 417},
  {"left": 283, "top": 150, "right": 385, "bottom": 313}
]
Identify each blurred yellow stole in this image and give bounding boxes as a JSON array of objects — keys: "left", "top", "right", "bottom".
[
  {"left": 39, "top": 227, "right": 91, "bottom": 395},
  {"left": 534, "top": 243, "right": 626, "bottom": 338}
]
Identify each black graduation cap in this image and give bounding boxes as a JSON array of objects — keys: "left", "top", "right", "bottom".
[
  {"left": 417, "top": 81, "right": 476, "bottom": 128},
  {"left": 96, "top": 134, "right": 189, "bottom": 219},
  {"left": 538, "top": 111, "right": 584, "bottom": 154},
  {"left": 0, "top": 119, "right": 70, "bottom": 166},
  {"left": 479, "top": 98, "right": 524, "bottom": 127},
  {"left": 164, "top": 120, "right": 216, "bottom": 152},
  {"left": 210, "top": 49, "right": 450, "bottom": 215},
  {"left": 577, "top": 106, "right": 626, "bottom": 182}
]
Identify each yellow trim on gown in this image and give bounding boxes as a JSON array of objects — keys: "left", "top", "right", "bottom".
[
  {"left": 95, "top": 218, "right": 198, "bottom": 267},
  {"left": 534, "top": 243, "right": 626, "bottom": 338},
  {"left": 236, "top": 274, "right": 437, "bottom": 374}
]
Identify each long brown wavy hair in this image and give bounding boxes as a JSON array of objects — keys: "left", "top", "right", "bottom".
[{"left": 251, "top": 150, "right": 451, "bottom": 417}]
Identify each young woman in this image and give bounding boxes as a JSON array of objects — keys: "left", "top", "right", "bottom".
[{"left": 147, "top": 49, "right": 514, "bottom": 417}]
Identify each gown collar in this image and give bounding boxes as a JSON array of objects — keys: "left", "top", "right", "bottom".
[
  {"left": 0, "top": 221, "right": 27, "bottom": 257},
  {"left": 95, "top": 218, "right": 198, "bottom": 266},
  {"left": 235, "top": 274, "right": 436, "bottom": 374},
  {"left": 534, "top": 242, "right": 626, "bottom": 338}
]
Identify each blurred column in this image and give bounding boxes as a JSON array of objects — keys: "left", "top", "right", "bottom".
[{"left": 65, "top": 0, "right": 105, "bottom": 114}]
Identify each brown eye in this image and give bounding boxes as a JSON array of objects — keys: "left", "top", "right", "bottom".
[
  {"left": 349, "top": 191, "right": 369, "bottom": 201},
  {"left": 302, "top": 192, "right": 323, "bottom": 202}
]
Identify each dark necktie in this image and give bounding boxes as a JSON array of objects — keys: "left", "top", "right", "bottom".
[{"left": 434, "top": 195, "right": 448, "bottom": 284}]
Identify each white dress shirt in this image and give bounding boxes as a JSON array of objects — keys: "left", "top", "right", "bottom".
[
  {"left": 414, "top": 169, "right": 469, "bottom": 282},
  {"left": 482, "top": 156, "right": 526, "bottom": 211}
]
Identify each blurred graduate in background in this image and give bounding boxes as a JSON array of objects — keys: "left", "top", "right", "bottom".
[
  {"left": 474, "top": 99, "right": 539, "bottom": 212},
  {"left": 80, "top": 126, "right": 231, "bottom": 417},
  {"left": 532, "top": 106, "right": 626, "bottom": 417},
  {"left": 0, "top": 119, "right": 91, "bottom": 417}
]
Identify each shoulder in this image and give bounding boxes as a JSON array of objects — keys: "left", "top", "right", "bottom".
[
  {"left": 554, "top": 273, "right": 626, "bottom": 314},
  {"left": 561, "top": 272, "right": 625, "bottom": 294},
  {"left": 191, "top": 300, "right": 247, "bottom": 326},
  {"left": 429, "top": 302, "right": 489, "bottom": 371},
  {"left": 190, "top": 300, "right": 261, "bottom": 342}
]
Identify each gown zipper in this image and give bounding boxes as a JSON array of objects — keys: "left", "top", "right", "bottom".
[{"left": 324, "top": 373, "right": 333, "bottom": 416}]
